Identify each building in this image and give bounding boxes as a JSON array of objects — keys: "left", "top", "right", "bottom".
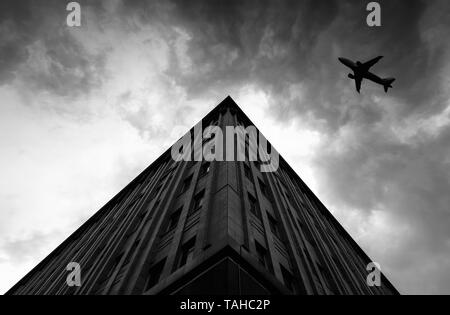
[{"left": 6, "top": 96, "right": 399, "bottom": 295}]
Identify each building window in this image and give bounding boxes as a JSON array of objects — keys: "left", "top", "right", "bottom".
[
  {"left": 152, "top": 199, "right": 161, "bottom": 212},
  {"left": 267, "top": 212, "right": 281, "bottom": 239},
  {"left": 145, "top": 258, "right": 166, "bottom": 291},
  {"left": 162, "top": 164, "right": 175, "bottom": 178},
  {"left": 280, "top": 265, "right": 295, "bottom": 292},
  {"left": 98, "top": 223, "right": 107, "bottom": 236},
  {"left": 298, "top": 219, "right": 315, "bottom": 245},
  {"left": 258, "top": 179, "right": 268, "bottom": 197},
  {"left": 190, "top": 190, "right": 205, "bottom": 214},
  {"left": 150, "top": 182, "right": 163, "bottom": 200},
  {"left": 199, "top": 162, "right": 211, "bottom": 178},
  {"left": 248, "top": 193, "right": 260, "bottom": 219},
  {"left": 244, "top": 163, "right": 252, "bottom": 180},
  {"left": 135, "top": 209, "right": 148, "bottom": 226},
  {"left": 125, "top": 218, "right": 141, "bottom": 236},
  {"left": 296, "top": 218, "right": 304, "bottom": 231},
  {"left": 123, "top": 239, "right": 140, "bottom": 265},
  {"left": 176, "top": 237, "right": 196, "bottom": 269},
  {"left": 181, "top": 175, "right": 192, "bottom": 193},
  {"left": 94, "top": 277, "right": 109, "bottom": 295},
  {"left": 255, "top": 241, "right": 268, "bottom": 268},
  {"left": 166, "top": 208, "right": 181, "bottom": 232},
  {"left": 317, "top": 262, "right": 336, "bottom": 294},
  {"left": 105, "top": 253, "right": 123, "bottom": 280},
  {"left": 254, "top": 159, "right": 261, "bottom": 171},
  {"left": 129, "top": 191, "right": 144, "bottom": 209}
]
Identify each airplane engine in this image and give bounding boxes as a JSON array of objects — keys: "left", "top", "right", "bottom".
[{"left": 348, "top": 73, "right": 354, "bottom": 79}]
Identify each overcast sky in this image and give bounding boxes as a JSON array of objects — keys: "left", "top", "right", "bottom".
[{"left": 1, "top": 0, "right": 449, "bottom": 294}]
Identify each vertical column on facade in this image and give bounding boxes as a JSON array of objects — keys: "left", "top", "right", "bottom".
[
  {"left": 158, "top": 155, "right": 202, "bottom": 280},
  {"left": 77, "top": 161, "right": 169, "bottom": 294},
  {"left": 53, "top": 187, "right": 135, "bottom": 294},
  {"left": 27, "top": 170, "right": 141, "bottom": 294},
  {"left": 196, "top": 112, "right": 224, "bottom": 255},
  {"left": 298, "top": 186, "right": 356, "bottom": 293},
  {"left": 284, "top": 170, "right": 358, "bottom": 294},
  {"left": 265, "top": 169, "right": 316, "bottom": 294},
  {"left": 249, "top": 167, "right": 286, "bottom": 287},
  {"left": 278, "top": 167, "right": 338, "bottom": 294},
  {"left": 307, "top": 196, "right": 364, "bottom": 294},
  {"left": 119, "top": 159, "right": 181, "bottom": 294},
  {"left": 108, "top": 160, "right": 181, "bottom": 294},
  {"left": 229, "top": 109, "right": 253, "bottom": 254},
  {"left": 125, "top": 158, "right": 189, "bottom": 294}
]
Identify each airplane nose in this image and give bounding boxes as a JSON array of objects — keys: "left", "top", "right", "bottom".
[{"left": 338, "top": 57, "right": 344, "bottom": 62}]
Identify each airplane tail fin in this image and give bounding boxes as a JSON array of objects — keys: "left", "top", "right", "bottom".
[{"left": 383, "top": 78, "right": 395, "bottom": 93}]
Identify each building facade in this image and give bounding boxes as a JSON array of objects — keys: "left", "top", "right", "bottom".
[{"left": 7, "top": 96, "right": 398, "bottom": 295}]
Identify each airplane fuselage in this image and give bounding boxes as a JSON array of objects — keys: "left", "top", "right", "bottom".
[
  {"left": 362, "top": 71, "right": 385, "bottom": 85},
  {"left": 338, "top": 57, "right": 383, "bottom": 82},
  {"left": 338, "top": 56, "right": 395, "bottom": 93}
]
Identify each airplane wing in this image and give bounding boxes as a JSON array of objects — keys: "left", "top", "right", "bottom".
[
  {"left": 354, "top": 74, "right": 362, "bottom": 93},
  {"left": 362, "top": 56, "right": 383, "bottom": 70}
]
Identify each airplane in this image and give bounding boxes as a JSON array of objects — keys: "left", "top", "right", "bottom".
[{"left": 338, "top": 56, "right": 395, "bottom": 93}]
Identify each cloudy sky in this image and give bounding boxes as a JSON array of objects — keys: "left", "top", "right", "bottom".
[{"left": 1, "top": 0, "right": 449, "bottom": 294}]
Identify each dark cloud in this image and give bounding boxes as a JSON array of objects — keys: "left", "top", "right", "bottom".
[
  {"left": 126, "top": 0, "right": 449, "bottom": 293},
  {"left": 165, "top": 0, "right": 341, "bottom": 97},
  {"left": 17, "top": 34, "right": 106, "bottom": 98},
  {"left": 313, "top": 114, "right": 450, "bottom": 294},
  {"left": 0, "top": 1, "right": 34, "bottom": 84},
  {"left": 0, "top": 0, "right": 106, "bottom": 97},
  {"left": 145, "top": 0, "right": 450, "bottom": 130}
]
